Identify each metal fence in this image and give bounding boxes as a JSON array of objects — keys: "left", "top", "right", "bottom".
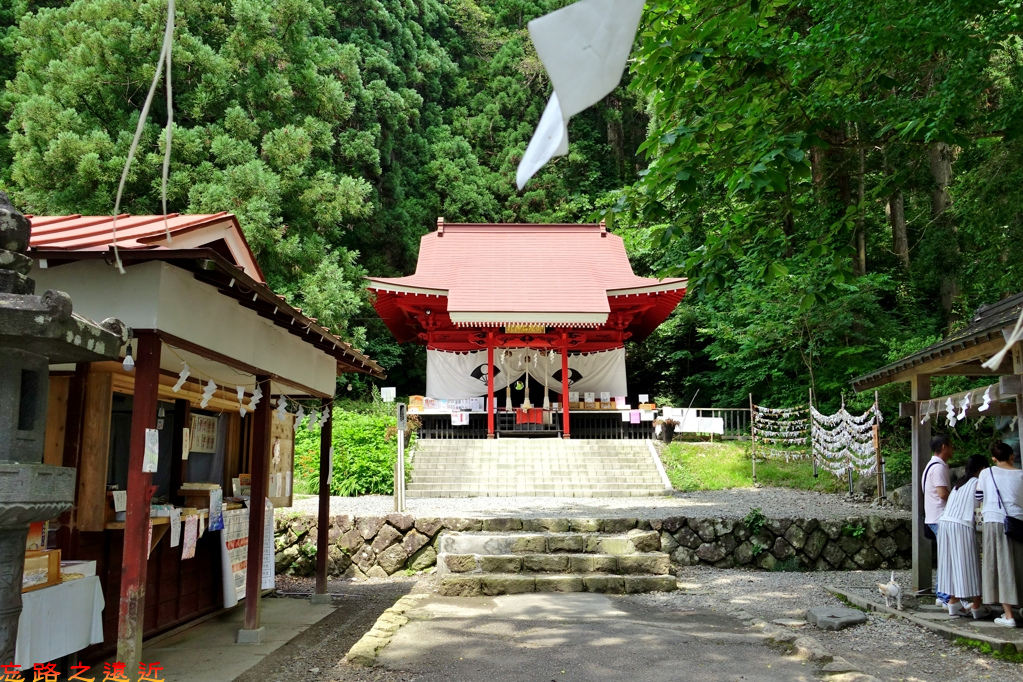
[{"left": 416, "top": 408, "right": 749, "bottom": 440}]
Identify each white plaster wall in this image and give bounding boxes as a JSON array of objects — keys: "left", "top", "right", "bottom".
[{"left": 34, "top": 260, "right": 336, "bottom": 394}]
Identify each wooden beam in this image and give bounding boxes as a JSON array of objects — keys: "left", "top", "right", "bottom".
[
  {"left": 77, "top": 371, "right": 114, "bottom": 532},
  {"left": 314, "top": 398, "right": 333, "bottom": 598},
  {"left": 1000, "top": 375, "right": 1023, "bottom": 395},
  {"left": 855, "top": 336, "right": 1007, "bottom": 390},
  {"left": 116, "top": 331, "right": 161, "bottom": 671},
  {"left": 910, "top": 374, "right": 932, "bottom": 594},
  {"left": 931, "top": 360, "right": 1013, "bottom": 376},
  {"left": 241, "top": 375, "right": 272, "bottom": 639},
  {"left": 44, "top": 376, "right": 70, "bottom": 466}
]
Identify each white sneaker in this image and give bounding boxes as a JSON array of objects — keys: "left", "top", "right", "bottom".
[
  {"left": 994, "top": 616, "right": 1017, "bottom": 628},
  {"left": 948, "top": 602, "right": 969, "bottom": 617},
  {"left": 972, "top": 605, "right": 993, "bottom": 620},
  {"left": 935, "top": 597, "right": 947, "bottom": 607}
]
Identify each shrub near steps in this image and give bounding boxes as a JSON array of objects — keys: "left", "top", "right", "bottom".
[{"left": 435, "top": 527, "right": 677, "bottom": 596}]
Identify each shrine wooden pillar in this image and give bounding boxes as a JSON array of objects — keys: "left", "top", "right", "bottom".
[
  {"left": 313, "top": 397, "right": 333, "bottom": 602},
  {"left": 487, "top": 332, "right": 495, "bottom": 438},
  {"left": 561, "top": 334, "right": 570, "bottom": 439},
  {"left": 910, "top": 374, "right": 932, "bottom": 593},
  {"left": 240, "top": 374, "right": 272, "bottom": 642},
  {"left": 116, "top": 331, "right": 161, "bottom": 671}
]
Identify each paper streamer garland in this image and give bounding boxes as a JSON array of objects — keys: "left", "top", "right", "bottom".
[
  {"left": 810, "top": 404, "right": 883, "bottom": 478},
  {"left": 752, "top": 403, "right": 810, "bottom": 461}
]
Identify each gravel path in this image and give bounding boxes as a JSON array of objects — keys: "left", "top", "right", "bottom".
[
  {"left": 634, "top": 567, "right": 1023, "bottom": 682},
  {"left": 286, "top": 488, "right": 908, "bottom": 520}
]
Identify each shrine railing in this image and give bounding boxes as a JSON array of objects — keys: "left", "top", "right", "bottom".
[{"left": 691, "top": 408, "right": 751, "bottom": 440}]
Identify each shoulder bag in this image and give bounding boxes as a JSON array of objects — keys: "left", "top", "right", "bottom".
[
  {"left": 920, "top": 460, "right": 940, "bottom": 541},
  {"left": 988, "top": 469, "right": 1023, "bottom": 543}
]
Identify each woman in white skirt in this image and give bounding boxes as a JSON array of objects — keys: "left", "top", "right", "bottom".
[
  {"left": 975, "top": 441, "right": 1023, "bottom": 628},
  {"left": 937, "top": 454, "right": 991, "bottom": 618}
]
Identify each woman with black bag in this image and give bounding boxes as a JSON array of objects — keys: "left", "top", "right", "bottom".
[{"left": 975, "top": 441, "right": 1023, "bottom": 628}]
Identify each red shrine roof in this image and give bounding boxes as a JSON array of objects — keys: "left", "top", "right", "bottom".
[
  {"left": 27, "top": 212, "right": 264, "bottom": 282},
  {"left": 368, "top": 221, "right": 687, "bottom": 348}
]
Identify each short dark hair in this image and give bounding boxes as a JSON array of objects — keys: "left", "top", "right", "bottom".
[
  {"left": 989, "top": 441, "right": 1014, "bottom": 462},
  {"left": 930, "top": 433, "right": 951, "bottom": 454}
]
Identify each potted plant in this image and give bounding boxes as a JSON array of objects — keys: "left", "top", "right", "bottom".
[{"left": 662, "top": 418, "right": 679, "bottom": 444}]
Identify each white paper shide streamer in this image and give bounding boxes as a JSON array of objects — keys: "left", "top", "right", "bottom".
[
  {"left": 516, "top": 0, "right": 646, "bottom": 189},
  {"left": 810, "top": 404, "right": 883, "bottom": 478}
]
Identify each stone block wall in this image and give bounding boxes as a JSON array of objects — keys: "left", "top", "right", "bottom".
[{"left": 273, "top": 513, "right": 912, "bottom": 578}]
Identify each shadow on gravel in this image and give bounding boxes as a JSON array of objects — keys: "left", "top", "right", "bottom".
[{"left": 233, "top": 581, "right": 414, "bottom": 682}]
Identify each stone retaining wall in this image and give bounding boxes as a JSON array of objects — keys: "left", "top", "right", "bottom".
[{"left": 273, "top": 513, "right": 912, "bottom": 578}]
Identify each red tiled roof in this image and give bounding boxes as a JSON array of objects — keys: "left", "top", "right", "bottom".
[
  {"left": 367, "top": 222, "right": 686, "bottom": 325},
  {"left": 27, "top": 213, "right": 264, "bottom": 282}
]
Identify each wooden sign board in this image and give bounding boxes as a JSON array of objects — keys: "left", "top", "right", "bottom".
[
  {"left": 505, "top": 323, "right": 546, "bottom": 334},
  {"left": 268, "top": 414, "right": 295, "bottom": 508}
]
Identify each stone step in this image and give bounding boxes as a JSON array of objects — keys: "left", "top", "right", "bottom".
[
  {"left": 406, "top": 489, "right": 665, "bottom": 498},
  {"left": 438, "top": 573, "right": 677, "bottom": 596},
  {"left": 438, "top": 552, "right": 671, "bottom": 576},
  {"left": 409, "top": 474, "right": 663, "bottom": 482},
  {"left": 408, "top": 483, "right": 662, "bottom": 491},
  {"left": 437, "top": 530, "right": 662, "bottom": 556}
]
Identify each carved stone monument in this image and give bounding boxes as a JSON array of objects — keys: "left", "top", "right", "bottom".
[{"left": 0, "top": 192, "right": 125, "bottom": 664}]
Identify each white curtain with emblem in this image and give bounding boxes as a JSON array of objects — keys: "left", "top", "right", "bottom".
[{"left": 426, "top": 347, "right": 626, "bottom": 399}]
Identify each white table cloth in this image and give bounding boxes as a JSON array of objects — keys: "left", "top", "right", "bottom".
[{"left": 16, "top": 575, "right": 104, "bottom": 670}]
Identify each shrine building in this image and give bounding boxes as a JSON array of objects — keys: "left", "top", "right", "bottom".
[{"left": 368, "top": 220, "right": 687, "bottom": 439}]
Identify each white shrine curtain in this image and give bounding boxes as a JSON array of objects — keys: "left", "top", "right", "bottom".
[{"left": 425, "top": 347, "right": 627, "bottom": 399}]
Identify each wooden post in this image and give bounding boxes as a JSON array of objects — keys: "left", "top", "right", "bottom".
[
  {"left": 313, "top": 397, "right": 332, "bottom": 601},
  {"left": 910, "top": 374, "right": 932, "bottom": 593},
  {"left": 749, "top": 393, "right": 756, "bottom": 484},
  {"left": 487, "top": 334, "right": 495, "bottom": 438},
  {"left": 116, "top": 332, "right": 161, "bottom": 671},
  {"left": 169, "top": 399, "right": 191, "bottom": 505},
  {"left": 57, "top": 362, "right": 90, "bottom": 558},
  {"left": 240, "top": 375, "right": 272, "bottom": 641},
  {"left": 561, "top": 340, "right": 571, "bottom": 439},
  {"left": 874, "top": 391, "right": 883, "bottom": 500},
  {"left": 809, "top": 388, "right": 818, "bottom": 478}
]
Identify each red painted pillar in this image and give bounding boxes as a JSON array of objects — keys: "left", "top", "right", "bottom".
[
  {"left": 314, "top": 397, "right": 333, "bottom": 598},
  {"left": 242, "top": 375, "right": 272, "bottom": 638},
  {"left": 561, "top": 337, "right": 571, "bottom": 439},
  {"left": 487, "top": 333, "right": 495, "bottom": 438},
  {"left": 116, "top": 331, "right": 161, "bottom": 670}
]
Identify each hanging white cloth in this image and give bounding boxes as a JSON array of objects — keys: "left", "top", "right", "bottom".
[{"left": 425, "top": 347, "right": 627, "bottom": 398}]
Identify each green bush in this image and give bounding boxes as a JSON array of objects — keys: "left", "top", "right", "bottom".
[{"left": 293, "top": 404, "right": 414, "bottom": 497}]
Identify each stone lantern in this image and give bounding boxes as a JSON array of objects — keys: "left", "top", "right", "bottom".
[{"left": 0, "top": 192, "right": 125, "bottom": 664}]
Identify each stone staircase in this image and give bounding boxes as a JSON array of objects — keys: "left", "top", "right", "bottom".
[
  {"left": 436, "top": 526, "right": 677, "bottom": 596},
  {"left": 407, "top": 439, "right": 668, "bottom": 498}
]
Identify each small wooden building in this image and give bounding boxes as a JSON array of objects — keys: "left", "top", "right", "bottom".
[
  {"left": 27, "top": 214, "right": 383, "bottom": 667},
  {"left": 852, "top": 292, "right": 1023, "bottom": 591}
]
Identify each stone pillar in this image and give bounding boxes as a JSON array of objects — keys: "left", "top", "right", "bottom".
[{"left": 0, "top": 192, "right": 123, "bottom": 665}]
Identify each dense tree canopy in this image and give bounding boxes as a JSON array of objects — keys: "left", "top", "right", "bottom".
[{"left": 2, "top": 0, "right": 1022, "bottom": 412}]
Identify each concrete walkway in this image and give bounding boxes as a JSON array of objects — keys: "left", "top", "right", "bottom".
[
  {"left": 828, "top": 585, "right": 1023, "bottom": 654},
  {"left": 374, "top": 592, "right": 821, "bottom": 681},
  {"left": 138, "top": 597, "right": 335, "bottom": 682}
]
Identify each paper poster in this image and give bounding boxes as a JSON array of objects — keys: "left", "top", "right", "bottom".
[
  {"left": 451, "top": 412, "right": 469, "bottom": 426},
  {"left": 208, "top": 488, "right": 224, "bottom": 531},
  {"left": 262, "top": 499, "right": 275, "bottom": 590},
  {"left": 286, "top": 471, "right": 292, "bottom": 497},
  {"left": 147, "top": 520, "right": 153, "bottom": 555},
  {"left": 600, "top": 392, "right": 611, "bottom": 403},
  {"left": 569, "top": 392, "right": 579, "bottom": 403},
  {"left": 615, "top": 396, "right": 627, "bottom": 409},
  {"left": 143, "top": 429, "right": 159, "bottom": 473},
  {"left": 181, "top": 428, "right": 190, "bottom": 460},
  {"left": 220, "top": 508, "right": 249, "bottom": 607},
  {"left": 169, "top": 509, "right": 181, "bottom": 548},
  {"left": 639, "top": 394, "right": 649, "bottom": 403},
  {"left": 630, "top": 410, "right": 641, "bottom": 424},
  {"left": 199, "top": 513, "right": 205, "bottom": 538},
  {"left": 381, "top": 387, "right": 396, "bottom": 402},
  {"left": 189, "top": 414, "right": 218, "bottom": 453},
  {"left": 584, "top": 392, "right": 595, "bottom": 403},
  {"left": 112, "top": 490, "right": 127, "bottom": 513},
  {"left": 641, "top": 411, "right": 654, "bottom": 422},
  {"left": 621, "top": 411, "right": 630, "bottom": 422},
  {"left": 182, "top": 515, "right": 198, "bottom": 560}
]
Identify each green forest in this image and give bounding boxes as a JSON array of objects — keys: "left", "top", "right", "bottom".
[{"left": 2, "top": 0, "right": 1022, "bottom": 415}]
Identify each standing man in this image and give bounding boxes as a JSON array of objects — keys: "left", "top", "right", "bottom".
[{"left": 923, "top": 433, "right": 953, "bottom": 604}]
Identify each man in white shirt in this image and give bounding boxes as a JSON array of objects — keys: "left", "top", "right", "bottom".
[
  {"left": 923, "top": 434, "right": 953, "bottom": 534},
  {"left": 923, "top": 434, "right": 952, "bottom": 605}
]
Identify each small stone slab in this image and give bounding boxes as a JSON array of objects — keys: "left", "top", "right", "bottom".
[
  {"left": 822, "top": 657, "right": 858, "bottom": 673},
  {"left": 806, "top": 606, "right": 867, "bottom": 631},
  {"left": 772, "top": 618, "right": 807, "bottom": 628}
]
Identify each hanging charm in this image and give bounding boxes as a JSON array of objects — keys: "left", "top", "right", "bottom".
[
  {"left": 274, "top": 396, "right": 288, "bottom": 422},
  {"left": 979, "top": 386, "right": 992, "bottom": 412},
  {"left": 293, "top": 404, "right": 306, "bottom": 434},
  {"left": 200, "top": 379, "right": 216, "bottom": 409},
  {"left": 171, "top": 363, "right": 190, "bottom": 392}
]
